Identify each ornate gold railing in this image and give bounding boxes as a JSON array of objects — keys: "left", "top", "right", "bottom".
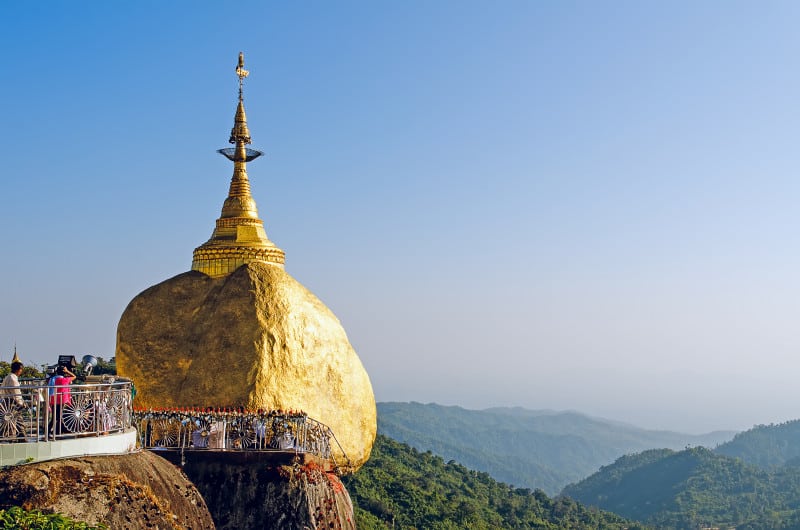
[
  {"left": 132, "top": 408, "right": 350, "bottom": 470},
  {"left": 0, "top": 378, "right": 134, "bottom": 442}
]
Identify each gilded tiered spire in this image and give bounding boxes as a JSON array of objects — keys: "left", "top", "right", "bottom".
[
  {"left": 11, "top": 344, "right": 20, "bottom": 364},
  {"left": 192, "top": 52, "right": 285, "bottom": 278}
]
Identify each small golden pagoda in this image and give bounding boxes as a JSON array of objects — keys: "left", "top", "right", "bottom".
[
  {"left": 116, "top": 53, "right": 376, "bottom": 470},
  {"left": 11, "top": 345, "right": 20, "bottom": 365}
]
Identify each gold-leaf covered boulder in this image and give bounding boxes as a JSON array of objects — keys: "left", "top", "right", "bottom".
[
  {"left": 116, "top": 53, "right": 376, "bottom": 470},
  {"left": 116, "top": 262, "right": 376, "bottom": 469}
]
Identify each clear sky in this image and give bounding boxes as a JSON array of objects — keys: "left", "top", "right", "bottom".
[{"left": 1, "top": 1, "right": 799, "bottom": 434}]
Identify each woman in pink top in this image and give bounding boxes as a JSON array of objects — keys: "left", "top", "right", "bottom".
[{"left": 48, "top": 365, "right": 76, "bottom": 435}]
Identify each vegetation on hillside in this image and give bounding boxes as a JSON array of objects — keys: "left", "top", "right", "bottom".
[
  {"left": 377, "top": 401, "right": 734, "bottom": 494},
  {"left": 562, "top": 446, "right": 800, "bottom": 529},
  {"left": 715, "top": 419, "right": 800, "bottom": 469},
  {"left": 343, "top": 434, "right": 644, "bottom": 529}
]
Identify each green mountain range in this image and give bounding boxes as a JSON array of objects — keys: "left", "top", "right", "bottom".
[
  {"left": 377, "top": 402, "right": 735, "bottom": 494},
  {"left": 344, "top": 434, "right": 644, "bottom": 529},
  {"left": 561, "top": 420, "right": 800, "bottom": 529},
  {"left": 716, "top": 419, "right": 800, "bottom": 469}
]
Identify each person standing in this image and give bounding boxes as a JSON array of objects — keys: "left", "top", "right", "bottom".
[
  {"left": 48, "top": 365, "right": 76, "bottom": 436},
  {"left": 1, "top": 362, "right": 25, "bottom": 439},
  {"left": 1, "top": 362, "right": 24, "bottom": 407}
]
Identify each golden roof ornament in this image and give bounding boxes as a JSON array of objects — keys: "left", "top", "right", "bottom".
[
  {"left": 192, "top": 52, "right": 285, "bottom": 278},
  {"left": 11, "top": 344, "right": 20, "bottom": 364}
]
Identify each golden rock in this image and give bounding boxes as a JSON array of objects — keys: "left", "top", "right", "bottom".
[
  {"left": 116, "top": 263, "right": 376, "bottom": 469},
  {"left": 115, "top": 53, "right": 376, "bottom": 470}
]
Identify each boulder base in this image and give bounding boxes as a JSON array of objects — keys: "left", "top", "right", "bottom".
[{"left": 165, "top": 451, "right": 356, "bottom": 530}]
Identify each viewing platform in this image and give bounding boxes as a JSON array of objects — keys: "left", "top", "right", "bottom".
[
  {"left": 0, "top": 377, "right": 137, "bottom": 466},
  {"left": 133, "top": 408, "right": 352, "bottom": 474},
  {"left": 0, "top": 377, "right": 350, "bottom": 474}
]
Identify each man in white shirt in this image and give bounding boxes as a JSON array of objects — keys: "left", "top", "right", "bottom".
[{"left": 1, "top": 361, "right": 24, "bottom": 407}]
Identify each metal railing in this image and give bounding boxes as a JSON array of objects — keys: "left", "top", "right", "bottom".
[
  {"left": 133, "top": 408, "right": 351, "bottom": 470},
  {"left": 0, "top": 377, "right": 351, "bottom": 471},
  {"left": 0, "top": 377, "right": 134, "bottom": 442}
]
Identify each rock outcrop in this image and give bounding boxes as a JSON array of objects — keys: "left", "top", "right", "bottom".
[
  {"left": 170, "top": 452, "right": 355, "bottom": 530},
  {"left": 0, "top": 450, "right": 214, "bottom": 529},
  {"left": 116, "top": 262, "right": 376, "bottom": 470}
]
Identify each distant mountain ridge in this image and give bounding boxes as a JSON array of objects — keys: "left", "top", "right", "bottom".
[
  {"left": 562, "top": 446, "right": 800, "bottom": 529},
  {"left": 560, "top": 419, "right": 800, "bottom": 528},
  {"left": 715, "top": 418, "right": 800, "bottom": 469},
  {"left": 377, "top": 401, "right": 735, "bottom": 494}
]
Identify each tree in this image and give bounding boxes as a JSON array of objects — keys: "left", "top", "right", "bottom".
[{"left": 91, "top": 357, "right": 116, "bottom": 375}]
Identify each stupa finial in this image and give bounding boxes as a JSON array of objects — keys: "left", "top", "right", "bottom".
[
  {"left": 228, "top": 52, "right": 253, "bottom": 148},
  {"left": 191, "top": 53, "right": 285, "bottom": 278},
  {"left": 11, "top": 343, "right": 20, "bottom": 364},
  {"left": 236, "top": 52, "right": 249, "bottom": 100}
]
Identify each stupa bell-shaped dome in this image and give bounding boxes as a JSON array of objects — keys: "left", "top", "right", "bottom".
[{"left": 116, "top": 53, "right": 376, "bottom": 469}]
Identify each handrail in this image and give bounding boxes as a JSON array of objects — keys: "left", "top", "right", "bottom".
[
  {"left": 0, "top": 378, "right": 134, "bottom": 442},
  {"left": 132, "top": 408, "right": 351, "bottom": 472},
  {"left": 0, "top": 379, "right": 352, "bottom": 474}
]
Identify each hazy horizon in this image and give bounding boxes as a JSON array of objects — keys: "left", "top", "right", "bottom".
[{"left": 2, "top": 2, "right": 800, "bottom": 435}]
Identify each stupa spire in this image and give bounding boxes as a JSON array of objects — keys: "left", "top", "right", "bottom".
[
  {"left": 191, "top": 52, "right": 285, "bottom": 278},
  {"left": 11, "top": 344, "right": 20, "bottom": 364}
]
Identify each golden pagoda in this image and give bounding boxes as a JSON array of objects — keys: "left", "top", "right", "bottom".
[
  {"left": 116, "top": 53, "right": 377, "bottom": 470},
  {"left": 191, "top": 52, "right": 285, "bottom": 277},
  {"left": 11, "top": 345, "right": 20, "bottom": 365}
]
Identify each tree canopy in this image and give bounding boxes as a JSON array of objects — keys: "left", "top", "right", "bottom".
[
  {"left": 562, "top": 446, "right": 800, "bottom": 529},
  {"left": 344, "top": 434, "right": 643, "bottom": 529}
]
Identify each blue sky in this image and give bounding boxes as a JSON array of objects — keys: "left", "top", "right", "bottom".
[{"left": 2, "top": 1, "right": 800, "bottom": 433}]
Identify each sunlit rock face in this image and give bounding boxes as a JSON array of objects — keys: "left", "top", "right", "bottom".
[{"left": 116, "top": 262, "right": 376, "bottom": 470}]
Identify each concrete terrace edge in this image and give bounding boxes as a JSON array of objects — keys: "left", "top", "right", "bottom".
[{"left": 0, "top": 428, "right": 138, "bottom": 466}]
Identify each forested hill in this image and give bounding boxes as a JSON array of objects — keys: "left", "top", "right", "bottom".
[
  {"left": 343, "top": 435, "right": 644, "bottom": 529},
  {"left": 716, "top": 419, "right": 800, "bottom": 469},
  {"left": 561, "top": 446, "right": 800, "bottom": 529},
  {"left": 377, "top": 401, "right": 734, "bottom": 494}
]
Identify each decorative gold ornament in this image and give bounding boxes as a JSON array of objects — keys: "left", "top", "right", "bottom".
[{"left": 192, "top": 52, "right": 285, "bottom": 277}]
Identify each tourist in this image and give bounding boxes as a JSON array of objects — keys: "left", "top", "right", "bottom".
[
  {"left": 1, "top": 362, "right": 26, "bottom": 440},
  {"left": 49, "top": 365, "right": 76, "bottom": 435},
  {"left": 1, "top": 361, "right": 24, "bottom": 407}
]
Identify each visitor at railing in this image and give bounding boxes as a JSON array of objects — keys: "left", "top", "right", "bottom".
[
  {"left": 0, "top": 378, "right": 134, "bottom": 443},
  {"left": 48, "top": 365, "right": 76, "bottom": 437},
  {"left": 0, "top": 362, "right": 26, "bottom": 439},
  {"left": 1, "top": 362, "right": 24, "bottom": 408}
]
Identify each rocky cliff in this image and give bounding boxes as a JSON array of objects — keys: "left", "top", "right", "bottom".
[
  {"left": 0, "top": 450, "right": 214, "bottom": 529},
  {"left": 173, "top": 452, "right": 356, "bottom": 530}
]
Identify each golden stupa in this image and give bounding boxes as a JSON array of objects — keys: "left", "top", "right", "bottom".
[{"left": 116, "top": 53, "right": 376, "bottom": 469}]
